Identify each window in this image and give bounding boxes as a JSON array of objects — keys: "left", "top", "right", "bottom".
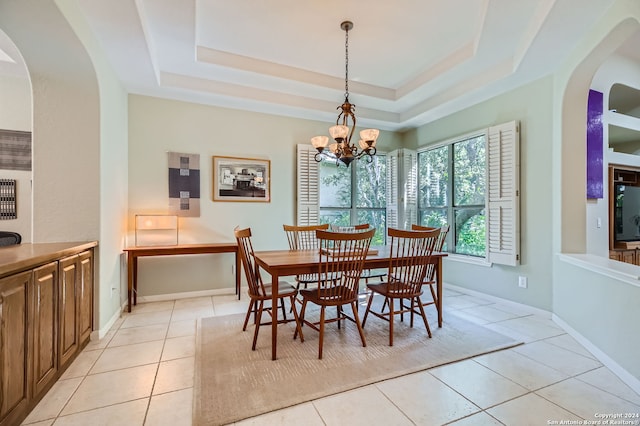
[
  {"left": 418, "top": 135, "right": 486, "bottom": 256},
  {"left": 319, "top": 155, "right": 387, "bottom": 245},
  {"left": 297, "top": 120, "right": 518, "bottom": 265},
  {"left": 417, "top": 121, "right": 519, "bottom": 265}
]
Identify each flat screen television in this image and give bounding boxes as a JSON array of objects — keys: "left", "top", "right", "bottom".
[{"left": 614, "top": 184, "right": 640, "bottom": 242}]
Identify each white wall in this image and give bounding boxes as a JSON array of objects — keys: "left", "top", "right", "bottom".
[
  {"left": 128, "top": 95, "right": 403, "bottom": 297},
  {"left": 0, "top": 73, "right": 32, "bottom": 241},
  {"left": 55, "top": 0, "right": 129, "bottom": 332},
  {"left": 0, "top": 2, "right": 101, "bottom": 245},
  {"left": 404, "top": 76, "right": 555, "bottom": 311}
]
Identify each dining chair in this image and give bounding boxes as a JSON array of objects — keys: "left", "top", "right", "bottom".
[
  {"left": 410, "top": 224, "right": 449, "bottom": 316},
  {"left": 362, "top": 227, "right": 441, "bottom": 346},
  {"left": 329, "top": 224, "right": 387, "bottom": 285},
  {"left": 234, "top": 227, "right": 304, "bottom": 350},
  {"left": 283, "top": 223, "right": 330, "bottom": 291},
  {"left": 296, "top": 228, "right": 375, "bottom": 359}
]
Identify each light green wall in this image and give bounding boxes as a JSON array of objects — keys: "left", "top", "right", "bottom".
[
  {"left": 128, "top": 95, "right": 402, "bottom": 297},
  {"left": 403, "top": 76, "right": 555, "bottom": 310}
]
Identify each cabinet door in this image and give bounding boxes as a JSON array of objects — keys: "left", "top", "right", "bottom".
[
  {"left": 0, "top": 271, "right": 31, "bottom": 425},
  {"left": 32, "top": 262, "right": 58, "bottom": 398},
  {"left": 621, "top": 250, "right": 636, "bottom": 265},
  {"left": 59, "top": 256, "right": 79, "bottom": 369},
  {"left": 78, "top": 251, "right": 93, "bottom": 346}
]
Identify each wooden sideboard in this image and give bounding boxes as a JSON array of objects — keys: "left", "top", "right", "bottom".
[{"left": 0, "top": 241, "right": 97, "bottom": 426}]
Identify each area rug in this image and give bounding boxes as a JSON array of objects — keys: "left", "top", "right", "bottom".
[{"left": 194, "top": 309, "right": 522, "bottom": 425}]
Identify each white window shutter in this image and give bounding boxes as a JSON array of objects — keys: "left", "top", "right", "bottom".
[
  {"left": 402, "top": 149, "right": 418, "bottom": 229},
  {"left": 296, "top": 144, "right": 320, "bottom": 225},
  {"left": 386, "top": 150, "right": 399, "bottom": 230},
  {"left": 487, "top": 121, "right": 520, "bottom": 266}
]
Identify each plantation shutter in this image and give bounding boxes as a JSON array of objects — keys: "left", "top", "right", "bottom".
[
  {"left": 296, "top": 144, "right": 320, "bottom": 225},
  {"left": 487, "top": 121, "right": 520, "bottom": 266},
  {"left": 402, "top": 149, "right": 418, "bottom": 229},
  {"left": 386, "top": 150, "right": 399, "bottom": 230},
  {"left": 386, "top": 149, "right": 417, "bottom": 230}
]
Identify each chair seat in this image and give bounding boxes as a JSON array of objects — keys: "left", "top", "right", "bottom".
[
  {"left": 296, "top": 272, "right": 340, "bottom": 285},
  {"left": 299, "top": 286, "right": 357, "bottom": 306},
  {"left": 366, "top": 282, "right": 423, "bottom": 299},
  {"left": 257, "top": 281, "right": 298, "bottom": 298}
]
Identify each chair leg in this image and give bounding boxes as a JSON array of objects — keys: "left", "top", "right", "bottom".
[
  {"left": 362, "top": 291, "right": 375, "bottom": 327},
  {"left": 290, "top": 295, "right": 304, "bottom": 343},
  {"left": 389, "top": 297, "right": 395, "bottom": 346},
  {"left": 416, "top": 296, "right": 432, "bottom": 338},
  {"left": 280, "top": 297, "right": 288, "bottom": 321},
  {"left": 295, "top": 298, "right": 308, "bottom": 339},
  {"left": 429, "top": 284, "right": 439, "bottom": 315},
  {"left": 252, "top": 300, "right": 265, "bottom": 350},
  {"left": 318, "top": 306, "right": 326, "bottom": 359},
  {"left": 350, "top": 301, "right": 366, "bottom": 347},
  {"left": 242, "top": 299, "right": 255, "bottom": 331}
]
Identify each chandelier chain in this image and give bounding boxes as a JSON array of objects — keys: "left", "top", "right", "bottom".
[{"left": 344, "top": 25, "right": 349, "bottom": 99}]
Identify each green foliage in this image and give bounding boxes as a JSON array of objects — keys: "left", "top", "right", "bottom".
[{"left": 319, "top": 155, "right": 387, "bottom": 245}]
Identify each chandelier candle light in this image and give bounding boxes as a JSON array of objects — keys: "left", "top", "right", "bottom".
[{"left": 311, "top": 21, "right": 379, "bottom": 167}]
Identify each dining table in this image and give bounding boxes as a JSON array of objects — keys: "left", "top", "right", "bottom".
[{"left": 253, "top": 246, "right": 447, "bottom": 360}]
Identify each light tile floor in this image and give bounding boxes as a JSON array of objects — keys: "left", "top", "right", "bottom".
[{"left": 22, "top": 288, "right": 640, "bottom": 426}]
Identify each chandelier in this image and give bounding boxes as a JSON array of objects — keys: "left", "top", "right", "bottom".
[{"left": 311, "top": 21, "right": 379, "bottom": 167}]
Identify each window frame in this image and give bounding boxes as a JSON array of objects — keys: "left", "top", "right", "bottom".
[{"left": 417, "top": 130, "right": 488, "bottom": 258}]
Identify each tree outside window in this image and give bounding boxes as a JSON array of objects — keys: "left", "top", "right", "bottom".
[{"left": 319, "top": 155, "right": 386, "bottom": 245}]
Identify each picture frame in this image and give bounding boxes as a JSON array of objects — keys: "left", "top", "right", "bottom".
[{"left": 212, "top": 156, "right": 271, "bottom": 202}]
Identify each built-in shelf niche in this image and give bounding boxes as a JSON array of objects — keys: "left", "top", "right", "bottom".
[{"left": 608, "top": 83, "right": 640, "bottom": 154}]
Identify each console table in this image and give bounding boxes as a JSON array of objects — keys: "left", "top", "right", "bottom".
[{"left": 123, "top": 243, "right": 240, "bottom": 312}]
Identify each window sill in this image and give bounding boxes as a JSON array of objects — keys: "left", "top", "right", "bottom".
[{"left": 445, "top": 253, "right": 492, "bottom": 267}]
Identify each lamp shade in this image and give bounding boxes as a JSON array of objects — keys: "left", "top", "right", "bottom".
[
  {"left": 360, "top": 129, "right": 379, "bottom": 144},
  {"left": 329, "top": 125, "right": 349, "bottom": 140},
  {"left": 311, "top": 135, "right": 329, "bottom": 149}
]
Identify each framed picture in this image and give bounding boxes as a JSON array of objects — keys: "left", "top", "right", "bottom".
[{"left": 212, "top": 156, "right": 271, "bottom": 202}]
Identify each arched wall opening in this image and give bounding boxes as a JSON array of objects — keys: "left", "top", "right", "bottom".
[
  {"left": 560, "top": 18, "right": 640, "bottom": 254},
  {"left": 0, "top": 29, "right": 32, "bottom": 242}
]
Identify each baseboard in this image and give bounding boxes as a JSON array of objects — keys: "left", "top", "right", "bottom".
[
  {"left": 446, "top": 283, "right": 553, "bottom": 318},
  {"left": 94, "top": 305, "right": 123, "bottom": 339},
  {"left": 552, "top": 314, "right": 640, "bottom": 395},
  {"left": 136, "top": 287, "right": 246, "bottom": 304}
]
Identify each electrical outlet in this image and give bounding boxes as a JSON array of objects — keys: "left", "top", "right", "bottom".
[{"left": 518, "top": 276, "right": 528, "bottom": 288}]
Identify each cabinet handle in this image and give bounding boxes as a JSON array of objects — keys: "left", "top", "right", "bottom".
[{"left": 0, "top": 296, "right": 3, "bottom": 320}]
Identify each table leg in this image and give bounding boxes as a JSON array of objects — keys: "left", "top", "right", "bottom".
[
  {"left": 235, "top": 250, "right": 242, "bottom": 300},
  {"left": 133, "top": 256, "right": 138, "bottom": 308},
  {"left": 437, "top": 257, "right": 443, "bottom": 328},
  {"left": 271, "top": 271, "right": 279, "bottom": 360},
  {"left": 127, "top": 252, "right": 134, "bottom": 313}
]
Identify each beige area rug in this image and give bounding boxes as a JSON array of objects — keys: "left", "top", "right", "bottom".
[{"left": 194, "top": 307, "right": 522, "bottom": 426}]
